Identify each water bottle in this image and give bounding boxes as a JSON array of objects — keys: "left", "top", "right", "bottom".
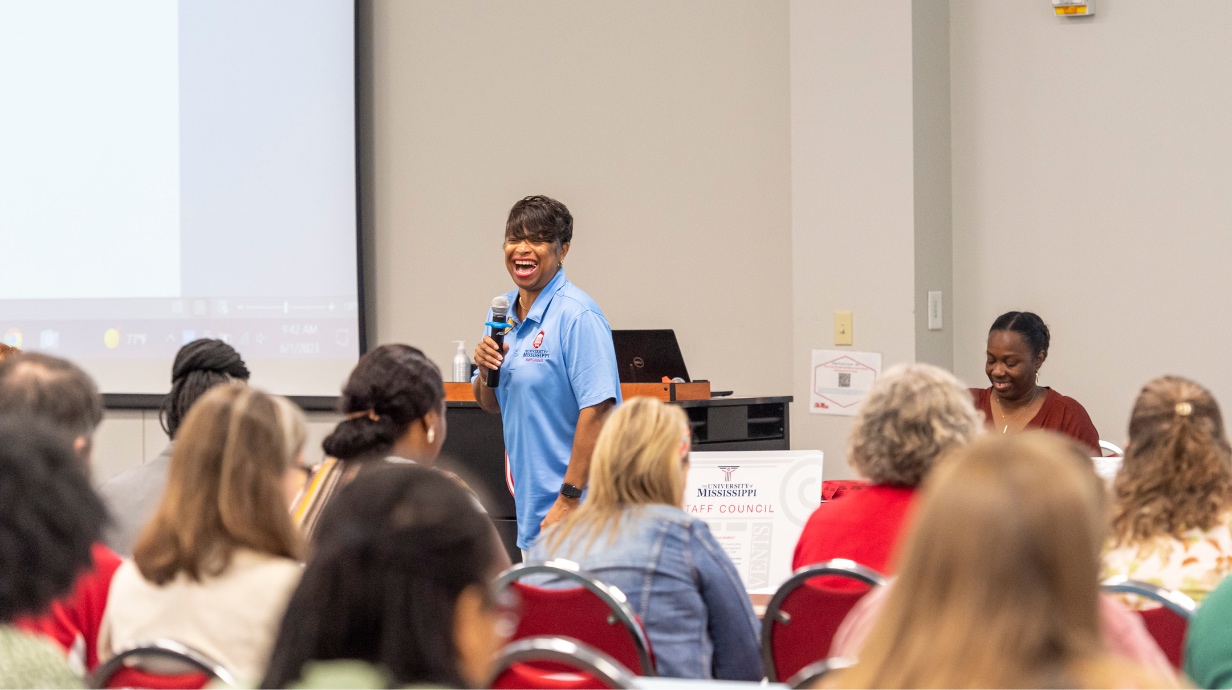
[{"left": 452, "top": 340, "right": 470, "bottom": 382}]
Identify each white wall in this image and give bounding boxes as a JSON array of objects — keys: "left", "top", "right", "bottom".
[
  {"left": 367, "top": 0, "right": 793, "bottom": 398},
  {"left": 790, "top": 0, "right": 918, "bottom": 478},
  {"left": 951, "top": 0, "right": 1232, "bottom": 446}
]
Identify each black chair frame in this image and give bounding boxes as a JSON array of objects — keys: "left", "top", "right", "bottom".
[
  {"left": 488, "top": 636, "right": 637, "bottom": 689},
  {"left": 786, "top": 656, "right": 856, "bottom": 689},
  {"left": 87, "top": 639, "right": 237, "bottom": 689},
  {"left": 1101, "top": 576, "right": 1197, "bottom": 618}
]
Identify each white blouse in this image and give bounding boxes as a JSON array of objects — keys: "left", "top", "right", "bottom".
[{"left": 98, "top": 548, "right": 302, "bottom": 684}]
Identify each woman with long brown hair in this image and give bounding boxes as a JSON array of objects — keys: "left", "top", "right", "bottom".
[
  {"left": 1103, "top": 376, "right": 1232, "bottom": 606},
  {"left": 98, "top": 384, "right": 308, "bottom": 684},
  {"left": 832, "top": 433, "right": 1171, "bottom": 689}
]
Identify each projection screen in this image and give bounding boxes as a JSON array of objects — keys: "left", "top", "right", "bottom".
[{"left": 0, "top": 0, "right": 362, "bottom": 401}]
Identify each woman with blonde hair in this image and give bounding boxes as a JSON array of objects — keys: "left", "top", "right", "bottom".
[
  {"left": 99, "top": 383, "right": 308, "bottom": 684},
  {"left": 832, "top": 433, "right": 1172, "bottom": 688},
  {"left": 528, "top": 396, "right": 762, "bottom": 681},
  {"left": 1104, "top": 376, "right": 1232, "bottom": 606},
  {"left": 793, "top": 363, "right": 983, "bottom": 579}
]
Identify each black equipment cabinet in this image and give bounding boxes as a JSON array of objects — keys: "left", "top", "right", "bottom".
[{"left": 441, "top": 396, "right": 792, "bottom": 563}]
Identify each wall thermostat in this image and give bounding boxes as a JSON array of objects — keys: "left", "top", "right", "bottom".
[{"left": 1053, "top": 0, "right": 1094, "bottom": 17}]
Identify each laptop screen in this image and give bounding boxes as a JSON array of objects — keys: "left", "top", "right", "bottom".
[{"left": 611, "top": 329, "right": 691, "bottom": 384}]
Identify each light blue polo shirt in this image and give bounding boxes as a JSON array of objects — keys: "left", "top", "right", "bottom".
[{"left": 477, "top": 269, "right": 622, "bottom": 549}]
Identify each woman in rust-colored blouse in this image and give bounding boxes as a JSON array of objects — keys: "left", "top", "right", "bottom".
[{"left": 972, "top": 311, "right": 1100, "bottom": 454}]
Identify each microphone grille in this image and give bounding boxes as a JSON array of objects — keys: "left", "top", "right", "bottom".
[{"left": 491, "top": 295, "right": 511, "bottom": 318}]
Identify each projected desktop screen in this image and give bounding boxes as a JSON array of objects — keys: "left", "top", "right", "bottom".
[{"left": 0, "top": 1, "right": 360, "bottom": 398}]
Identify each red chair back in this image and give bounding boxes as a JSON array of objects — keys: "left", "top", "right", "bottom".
[
  {"left": 761, "top": 559, "right": 887, "bottom": 682},
  {"left": 489, "top": 637, "right": 636, "bottom": 689},
  {"left": 495, "top": 561, "right": 654, "bottom": 676},
  {"left": 103, "top": 667, "right": 210, "bottom": 689},
  {"left": 87, "top": 640, "right": 236, "bottom": 689},
  {"left": 492, "top": 661, "right": 611, "bottom": 690},
  {"left": 1101, "top": 578, "right": 1196, "bottom": 671},
  {"left": 1138, "top": 606, "right": 1188, "bottom": 670},
  {"left": 510, "top": 581, "right": 651, "bottom": 675}
]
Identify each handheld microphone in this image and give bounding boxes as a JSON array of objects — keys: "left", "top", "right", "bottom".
[{"left": 486, "top": 296, "right": 511, "bottom": 388}]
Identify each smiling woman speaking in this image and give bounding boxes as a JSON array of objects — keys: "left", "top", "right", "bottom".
[
  {"left": 971, "top": 311, "right": 1100, "bottom": 453},
  {"left": 472, "top": 196, "right": 622, "bottom": 556}
]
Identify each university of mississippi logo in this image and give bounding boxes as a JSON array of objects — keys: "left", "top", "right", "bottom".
[
  {"left": 532, "top": 330, "right": 545, "bottom": 348},
  {"left": 718, "top": 465, "right": 739, "bottom": 482}
]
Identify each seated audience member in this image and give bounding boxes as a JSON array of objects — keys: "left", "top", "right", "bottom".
[
  {"left": 0, "top": 415, "right": 109, "bottom": 688},
  {"left": 99, "top": 338, "right": 250, "bottom": 556},
  {"left": 830, "top": 433, "right": 1174, "bottom": 688},
  {"left": 1104, "top": 376, "right": 1232, "bottom": 606},
  {"left": 1183, "top": 574, "right": 1232, "bottom": 688},
  {"left": 972, "top": 311, "right": 1100, "bottom": 452},
  {"left": 99, "top": 384, "right": 307, "bottom": 684},
  {"left": 529, "top": 397, "right": 763, "bottom": 681},
  {"left": 263, "top": 465, "right": 511, "bottom": 689},
  {"left": 294, "top": 344, "right": 447, "bottom": 539},
  {"left": 0, "top": 354, "right": 121, "bottom": 675},
  {"left": 792, "top": 363, "right": 982, "bottom": 579}
]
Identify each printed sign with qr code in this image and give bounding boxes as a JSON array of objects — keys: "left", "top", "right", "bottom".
[{"left": 811, "top": 349, "right": 881, "bottom": 416}]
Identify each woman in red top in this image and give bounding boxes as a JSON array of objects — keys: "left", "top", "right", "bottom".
[
  {"left": 792, "top": 363, "right": 984, "bottom": 581},
  {"left": 972, "top": 311, "right": 1100, "bottom": 454}
]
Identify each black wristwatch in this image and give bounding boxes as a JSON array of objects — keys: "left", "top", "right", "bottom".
[{"left": 559, "top": 482, "right": 583, "bottom": 500}]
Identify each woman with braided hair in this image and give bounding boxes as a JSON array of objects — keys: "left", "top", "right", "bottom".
[
  {"left": 294, "top": 345, "right": 509, "bottom": 571},
  {"left": 293, "top": 344, "right": 448, "bottom": 542},
  {"left": 99, "top": 338, "right": 251, "bottom": 555},
  {"left": 972, "top": 310, "right": 1101, "bottom": 453},
  {"left": 1103, "top": 376, "right": 1232, "bottom": 606}
]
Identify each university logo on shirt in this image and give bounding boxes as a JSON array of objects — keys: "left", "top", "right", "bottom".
[{"left": 523, "top": 330, "right": 550, "bottom": 363}]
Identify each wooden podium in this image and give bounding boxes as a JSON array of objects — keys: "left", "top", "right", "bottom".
[{"left": 444, "top": 381, "right": 712, "bottom": 403}]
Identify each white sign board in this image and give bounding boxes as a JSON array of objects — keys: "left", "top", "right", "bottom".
[
  {"left": 810, "top": 349, "right": 882, "bottom": 416},
  {"left": 684, "top": 450, "right": 823, "bottom": 594}
]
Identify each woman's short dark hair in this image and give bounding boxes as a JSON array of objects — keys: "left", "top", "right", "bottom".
[
  {"left": 160, "top": 339, "right": 250, "bottom": 438},
  {"left": 321, "top": 345, "right": 445, "bottom": 461},
  {"left": 989, "top": 311, "right": 1050, "bottom": 357},
  {"left": 261, "top": 465, "right": 499, "bottom": 689},
  {"left": 506, "top": 195, "right": 573, "bottom": 246},
  {"left": 0, "top": 414, "right": 107, "bottom": 622}
]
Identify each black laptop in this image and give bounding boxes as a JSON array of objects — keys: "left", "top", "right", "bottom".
[{"left": 611, "top": 329, "right": 691, "bottom": 384}]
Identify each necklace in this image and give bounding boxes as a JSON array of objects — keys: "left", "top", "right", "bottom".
[{"left": 993, "top": 387, "right": 1039, "bottom": 434}]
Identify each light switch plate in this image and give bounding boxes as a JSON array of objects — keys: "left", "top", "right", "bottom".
[
  {"left": 834, "top": 311, "right": 853, "bottom": 346},
  {"left": 928, "top": 291, "right": 943, "bottom": 331}
]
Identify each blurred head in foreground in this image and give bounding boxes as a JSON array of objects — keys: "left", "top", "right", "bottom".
[
  {"left": 835, "top": 432, "right": 1151, "bottom": 689},
  {"left": 0, "top": 415, "right": 106, "bottom": 623},
  {"left": 262, "top": 465, "right": 509, "bottom": 689}
]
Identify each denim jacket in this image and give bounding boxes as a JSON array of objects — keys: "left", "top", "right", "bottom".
[{"left": 527, "top": 504, "right": 763, "bottom": 680}]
